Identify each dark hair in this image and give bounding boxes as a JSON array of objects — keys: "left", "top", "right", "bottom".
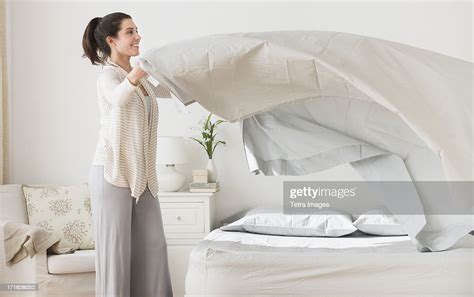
[{"left": 82, "top": 12, "right": 132, "bottom": 65}]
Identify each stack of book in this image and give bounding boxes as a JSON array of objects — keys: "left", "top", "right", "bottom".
[
  {"left": 190, "top": 182, "right": 219, "bottom": 192},
  {"left": 190, "top": 169, "right": 220, "bottom": 192}
]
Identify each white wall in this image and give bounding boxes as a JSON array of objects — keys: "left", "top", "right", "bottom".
[{"left": 7, "top": 0, "right": 472, "bottom": 223}]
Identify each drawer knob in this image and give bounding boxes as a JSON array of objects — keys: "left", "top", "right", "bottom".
[{"left": 176, "top": 216, "right": 182, "bottom": 221}]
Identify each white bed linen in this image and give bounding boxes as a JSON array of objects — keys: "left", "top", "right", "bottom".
[
  {"left": 139, "top": 30, "right": 473, "bottom": 253},
  {"left": 185, "top": 229, "right": 474, "bottom": 297},
  {"left": 241, "top": 96, "right": 473, "bottom": 251},
  {"left": 139, "top": 30, "right": 473, "bottom": 182}
]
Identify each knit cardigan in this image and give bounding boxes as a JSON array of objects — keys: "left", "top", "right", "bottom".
[{"left": 92, "top": 59, "right": 172, "bottom": 204}]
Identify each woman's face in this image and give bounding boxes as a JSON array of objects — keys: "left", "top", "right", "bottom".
[{"left": 108, "top": 18, "right": 141, "bottom": 57}]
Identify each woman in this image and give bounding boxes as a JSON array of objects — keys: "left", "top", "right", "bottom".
[{"left": 82, "top": 12, "right": 173, "bottom": 297}]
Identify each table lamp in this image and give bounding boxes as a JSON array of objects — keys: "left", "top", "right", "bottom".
[{"left": 157, "top": 136, "right": 188, "bottom": 192}]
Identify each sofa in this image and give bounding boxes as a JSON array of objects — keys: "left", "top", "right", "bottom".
[{"left": 0, "top": 184, "right": 95, "bottom": 297}]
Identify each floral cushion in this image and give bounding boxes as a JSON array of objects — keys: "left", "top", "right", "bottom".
[{"left": 22, "top": 183, "right": 94, "bottom": 250}]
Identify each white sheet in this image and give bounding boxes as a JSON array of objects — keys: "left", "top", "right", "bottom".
[
  {"left": 139, "top": 30, "right": 473, "bottom": 182},
  {"left": 185, "top": 229, "right": 474, "bottom": 297},
  {"left": 241, "top": 96, "right": 473, "bottom": 251},
  {"left": 139, "top": 31, "right": 473, "bottom": 252},
  {"left": 204, "top": 228, "right": 411, "bottom": 249}
]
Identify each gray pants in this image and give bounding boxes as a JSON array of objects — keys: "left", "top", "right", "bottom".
[{"left": 88, "top": 165, "right": 173, "bottom": 297}]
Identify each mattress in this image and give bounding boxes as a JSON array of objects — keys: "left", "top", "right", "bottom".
[{"left": 185, "top": 229, "right": 474, "bottom": 297}]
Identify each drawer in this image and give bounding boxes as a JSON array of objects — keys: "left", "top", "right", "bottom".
[{"left": 160, "top": 202, "right": 204, "bottom": 233}]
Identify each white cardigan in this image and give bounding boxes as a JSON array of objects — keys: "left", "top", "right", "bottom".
[{"left": 92, "top": 59, "right": 172, "bottom": 203}]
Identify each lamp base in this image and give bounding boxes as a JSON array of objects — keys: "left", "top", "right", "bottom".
[{"left": 158, "top": 164, "right": 186, "bottom": 192}]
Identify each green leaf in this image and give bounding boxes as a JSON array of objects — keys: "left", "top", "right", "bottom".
[
  {"left": 202, "top": 132, "right": 211, "bottom": 140},
  {"left": 190, "top": 137, "right": 203, "bottom": 145},
  {"left": 211, "top": 140, "right": 226, "bottom": 155},
  {"left": 204, "top": 113, "right": 212, "bottom": 131},
  {"left": 190, "top": 137, "right": 207, "bottom": 153}
]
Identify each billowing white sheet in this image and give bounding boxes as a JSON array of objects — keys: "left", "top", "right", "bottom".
[
  {"left": 139, "top": 31, "right": 473, "bottom": 252},
  {"left": 139, "top": 30, "right": 473, "bottom": 181},
  {"left": 185, "top": 229, "right": 474, "bottom": 297}
]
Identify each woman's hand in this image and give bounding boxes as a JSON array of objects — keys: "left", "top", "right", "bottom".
[{"left": 127, "top": 65, "right": 148, "bottom": 86}]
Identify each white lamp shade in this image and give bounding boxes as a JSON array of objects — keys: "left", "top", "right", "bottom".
[{"left": 157, "top": 136, "right": 188, "bottom": 164}]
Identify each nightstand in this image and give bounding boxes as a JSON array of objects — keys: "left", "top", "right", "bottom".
[
  {"left": 158, "top": 191, "right": 217, "bottom": 297},
  {"left": 159, "top": 191, "right": 217, "bottom": 244}
]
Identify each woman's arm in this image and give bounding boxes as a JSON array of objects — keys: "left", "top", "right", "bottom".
[{"left": 97, "top": 69, "right": 138, "bottom": 107}]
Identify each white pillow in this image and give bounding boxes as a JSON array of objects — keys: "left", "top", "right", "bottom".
[
  {"left": 22, "top": 183, "right": 94, "bottom": 250},
  {"left": 221, "top": 207, "right": 356, "bottom": 237},
  {"left": 353, "top": 207, "right": 407, "bottom": 236}
]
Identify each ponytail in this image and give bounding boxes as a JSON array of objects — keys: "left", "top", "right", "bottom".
[
  {"left": 81, "top": 12, "right": 131, "bottom": 65},
  {"left": 82, "top": 17, "right": 104, "bottom": 65}
]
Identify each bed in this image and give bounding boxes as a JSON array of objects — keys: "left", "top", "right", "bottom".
[
  {"left": 139, "top": 30, "right": 474, "bottom": 296},
  {"left": 185, "top": 228, "right": 474, "bottom": 297}
]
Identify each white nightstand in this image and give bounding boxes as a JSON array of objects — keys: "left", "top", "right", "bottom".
[
  {"left": 159, "top": 191, "right": 217, "bottom": 245},
  {"left": 158, "top": 191, "right": 217, "bottom": 297}
]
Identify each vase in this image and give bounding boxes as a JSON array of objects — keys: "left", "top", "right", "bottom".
[{"left": 207, "top": 159, "right": 218, "bottom": 182}]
